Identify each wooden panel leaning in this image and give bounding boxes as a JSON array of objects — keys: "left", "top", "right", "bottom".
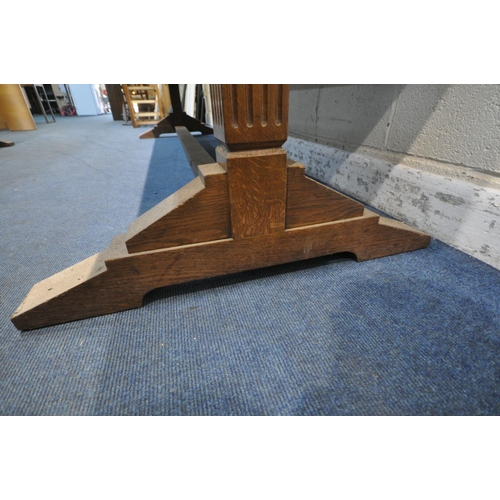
[{"left": 11, "top": 84, "right": 431, "bottom": 330}]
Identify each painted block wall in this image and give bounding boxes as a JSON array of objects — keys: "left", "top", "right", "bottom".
[{"left": 289, "top": 85, "right": 500, "bottom": 174}]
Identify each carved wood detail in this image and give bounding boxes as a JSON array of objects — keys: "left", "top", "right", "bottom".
[
  {"left": 210, "top": 84, "right": 289, "bottom": 151},
  {"left": 11, "top": 84, "right": 431, "bottom": 330}
]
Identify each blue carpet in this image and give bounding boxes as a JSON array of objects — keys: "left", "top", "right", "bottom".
[{"left": 1, "top": 115, "right": 499, "bottom": 415}]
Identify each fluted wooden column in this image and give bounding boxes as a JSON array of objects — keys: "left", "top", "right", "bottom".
[{"left": 211, "top": 84, "right": 289, "bottom": 151}]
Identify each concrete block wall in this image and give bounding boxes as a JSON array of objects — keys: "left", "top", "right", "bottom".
[{"left": 285, "top": 85, "right": 500, "bottom": 269}]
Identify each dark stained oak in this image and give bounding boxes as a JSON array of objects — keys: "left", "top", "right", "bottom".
[
  {"left": 104, "top": 84, "right": 125, "bottom": 121},
  {"left": 139, "top": 84, "right": 213, "bottom": 139}
]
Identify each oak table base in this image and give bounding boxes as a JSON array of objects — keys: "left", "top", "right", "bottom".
[
  {"left": 12, "top": 84, "right": 430, "bottom": 330},
  {"left": 12, "top": 156, "right": 430, "bottom": 331}
]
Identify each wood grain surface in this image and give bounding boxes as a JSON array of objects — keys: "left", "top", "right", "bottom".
[
  {"left": 11, "top": 84, "right": 432, "bottom": 331},
  {"left": 211, "top": 84, "right": 289, "bottom": 151},
  {"left": 286, "top": 161, "right": 365, "bottom": 228},
  {"left": 11, "top": 209, "right": 430, "bottom": 330},
  {"left": 217, "top": 146, "right": 287, "bottom": 239},
  {"left": 0, "top": 84, "right": 36, "bottom": 131},
  {"left": 125, "top": 163, "right": 230, "bottom": 253},
  {"left": 175, "top": 125, "right": 215, "bottom": 175}
]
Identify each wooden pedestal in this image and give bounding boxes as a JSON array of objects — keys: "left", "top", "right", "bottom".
[{"left": 12, "top": 85, "right": 430, "bottom": 330}]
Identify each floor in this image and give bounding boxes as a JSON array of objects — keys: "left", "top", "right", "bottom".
[{"left": 1, "top": 114, "right": 499, "bottom": 415}]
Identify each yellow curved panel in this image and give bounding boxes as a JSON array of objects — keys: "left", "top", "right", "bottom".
[{"left": 0, "top": 84, "right": 36, "bottom": 131}]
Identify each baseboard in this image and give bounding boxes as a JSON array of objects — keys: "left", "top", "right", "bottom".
[{"left": 284, "top": 135, "right": 500, "bottom": 270}]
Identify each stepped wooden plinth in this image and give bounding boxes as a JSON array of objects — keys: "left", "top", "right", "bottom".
[{"left": 12, "top": 85, "right": 430, "bottom": 330}]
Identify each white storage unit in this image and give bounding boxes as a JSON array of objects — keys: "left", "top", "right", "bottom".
[{"left": 68, "top": 84, "right": 107, "bottom": 116}]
